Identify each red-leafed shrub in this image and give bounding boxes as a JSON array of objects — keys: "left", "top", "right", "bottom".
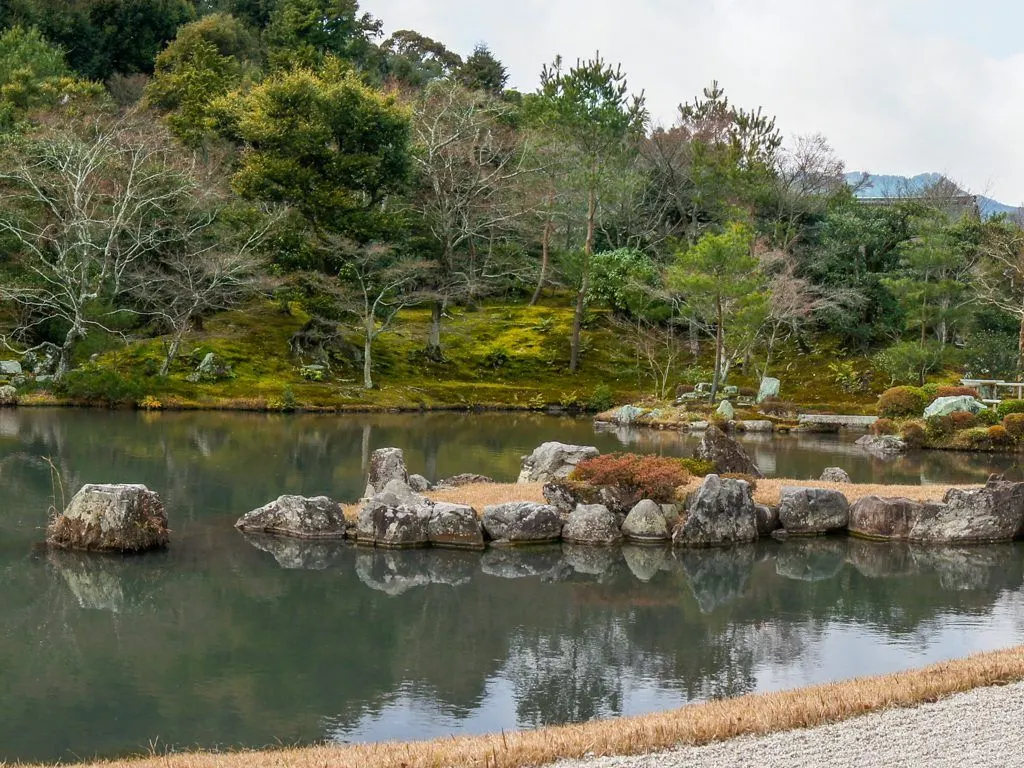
[
  {"left": 871, "top": 418, "right": 896, "bottom": 435},
  {"left": 950, "top": 411, "right": 978, "bottom": 430},
  {"left": 1003, "top": 413, "right": 1024, "bottom": 441},
  {"left": 901, "top": 421, "right": 926, "bottom": 448},
  {"left": 571, "top": 453, "right": 691, "bottom": 503},
  {"left": 935, "top": 386, "right": 979, "bottom": 399}
]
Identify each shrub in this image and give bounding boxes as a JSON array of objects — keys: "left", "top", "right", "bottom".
[
  {"left": 679, "top": 458, "right": 714, "bottom": 476},
  {"left": 759, "top": 399, "right": 797, "bottom": 418},
  {"left": 950, "top": 427, "right": 995, "bottom": 451},
  {"left": 921, "top": 383, "right": 940, "bottom": 401},
  {"left": 587, "top": 384, "right": 615, "bottom": 412},
  {"left": 873, "top": 341, "right": 945, "bottom": 386},
  {"left": 988, "top": 425, "right": 1015, "bottom": 448},
  {"left": 925, "top": 414, "right": 956, "bottom": 442},
  {"left": 950, "top": 411, "right": 978, "bottom": 430},
  {"left": 137, "top": 395, "right": 162, "bottom": 410},
  {"left": 675, "top": 384, "right": 695, "bottom": 396},
  {"left": 876, "top": 386, "right": 927, "bottom": 420},
  {"left": 977, "top": 408, "right": 1000, "bottom": 426},
  {"left": 571, "top": 453, "right": 691, "bottom": 503},
  {"left": 961, "top": 330, "right": 1018, "bottom": 379},
  {"left": 997, "top": 400, "right": 1024, "bottom": 419},
  {"left": 738, "top": 386, "right": 757, "bottom": 398},
  {"left": 56, "top": 368, "right": 145, "bottom": 407},
  {"left": 871, "top": 418, "right": 896, "bottom": 436},
  {"left": 935, "top": 385, "right": 979, "bottom": 399},
  {"left": 900, "top": 421, "right": 926, "bottom": 448},
  {"left": 720, "top": 472, "right": 758, "bottom": 492},
  {"left": 1003, "top": 413, "right": 1024, "bottom": 441}
]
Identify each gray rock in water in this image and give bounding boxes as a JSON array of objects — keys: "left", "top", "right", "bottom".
[
  {"left": 235, "top": 495, "right": 347, "bottom": 539},
  {"left": 0, "top": 385, "right": 17, "bottom": 406},
  {"left": 613, "top": 404, "right": 645, "bottom": 424},
  {"left": 695, "top": 426, "right": 763, "bottom": 478},
  {"left": 562, "top": 504, "right": 622, "bottom": 545},
  {"left": 434, "top": 473, "right": 493, "bottom": 489},
  {"left": 673, "top": 474, "right": 759, "bottom": 547},
  {"left": 849, "top": 496, "right": 946, "bottom": 541},
  {"left": 428, "top": 503, "right": 485, "bottom": 550},
  {"left": 715, "top": 399, "right": 735, "bottom": 420},
  {"left": 738, "top": 420, "right": 773, "bottom": 433},
  {"left": 517, "top": 441, "right": 599, "bottom": 484},
  {"left": 820, "top": 467, "right": 851, "bottom": 483},
  {"left": 855, "top": 434, "right": 907, "bottom": 457},
  {"left": 621, "top": 499, "right": 670, "bottom": 543},
  {"left": 408, "top": 473, "right": 432, "bottom": 492},
  {"left": 481, "top": 501, "right": 563, "bottom": 544},
  {"left": 365, "top": 448, "right": 409, "bottom": 497},
  {"left": 48, "top": 484, "right": 169, "bottom": 553},
  {"left": 778, "top": 486, "right": 850, "bottom": 535},
  {"left": 757, "top": 376, "right": 781, "bottom": 403},
  {"left": 356, "top": 484, "right": 432, "bottom": 549},
  {"left": 688, "top": 420, "right": 710, "bottom": 431}
]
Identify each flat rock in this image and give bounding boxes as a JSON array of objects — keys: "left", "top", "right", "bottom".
[
  {"left": 235, "top": 495, "right": 347, "bottom": 539},
  {"left": 47, "top": 483, "right": 168, "bottom": 553},
  {"left": 481, "top": 501, "right": 563, "bottom": 544},
  {"left": 562, "top": 504, "right": 622, "bottom": 545},
  {"left": 778, "top": 486, "right": 850, "bottom": 535},
  {"left": 517, "top": 442, "right": 599, "bottom": 484}
]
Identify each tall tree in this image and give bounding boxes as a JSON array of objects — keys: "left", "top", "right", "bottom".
[
  {"left": 380, "top": 29, "right": 461, "bottom": 88},
  {"left": 670, "top": 223, "right": 764, "bottom": 401},
  {"left": 264, "top": 0, "right": 382, "bottom": 71},
  {"left": 531, "top": 52, "right": 646, "bottom": 372},
  {"left": 457, "top": 43, "right": 508, "bottom": 96}
]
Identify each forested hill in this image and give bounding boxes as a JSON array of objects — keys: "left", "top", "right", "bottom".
[
  {"left": 846, "top": 172, "right": 1020, "bottom": 218},
  {"left": 0, "top": 0, "right": 1021, "bottom": 410}
]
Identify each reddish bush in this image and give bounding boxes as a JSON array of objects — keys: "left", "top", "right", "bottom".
[
  {"left": 950, "top": 411, "right": 978, "bottom": 430},
  {"left": 876, "top": 386, "right": 927, "bottom": 420},
  {"left": 1003, "top": 413, "right": 1024, "bottom": 441},
  {"left": 935, "top": 386, "right": 979, "bottom": 399},
  {"left": 571, "top": 453, "right": 691, "bottom": 503},
  {"left": 738, "top": 387, "right": 758, "bottom": 397},
  {"left": 988, "top": 425, "right": 1015, "bottom": 448},
  {"left": 871, "top": 418, "right": 896, "bottom": 436},
  {"left": 901, "top": 422, "right": 926, "bottom": 448},
  {"left": 675, "top": 384, "right": 695, "bottom": 396}
]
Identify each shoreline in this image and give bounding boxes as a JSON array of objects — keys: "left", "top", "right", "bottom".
[{"left": 24, "top": 645, "right": 1024, "bottom": 768}]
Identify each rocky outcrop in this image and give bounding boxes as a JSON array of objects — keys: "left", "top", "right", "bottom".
[
  {"left": 235, "top": 495, "right": 347, "bottom": 539},
  {"left": 427, "top": 503, "right": 485, "bottom": 550},
  {"left": 695, "top": 426, "right": 763, "bottom": 478},
  {"left": 778, "top": 487, "right": 850, "bottom": 535},
  {"left": 673, "top": 474, "right": 758, "bottom": 547},
  {"left": 562, "top": 504, "right": 622, "bottom": 545},
  {"left": 855, "top": 435, "right": 907, "bottom": 456},
  {"left": 517, "top": 442, "right": 599, "bottom": 483},
  {"left": 621, "top": 499, "right": 671, "bottom": 543},
  {"left": 820, "top": 467, "right": 851, "bottom": 483},
  {"left": 47, "top": 484, "right": 169, "bottom": 553},
  {"left": 364, "top": 448, "right": 409, "bottom": 497},
  {"left": 849, "top": 481, "right": 1024, "bottom": 543},
  {"left": 434, "top": 473, "right": 493, "bottom": 489},
  {"left": 481, "top": 502, "right": 563, "bottom": 544}
]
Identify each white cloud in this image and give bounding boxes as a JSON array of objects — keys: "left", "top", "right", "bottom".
[{"left": 364, "top": 0, "right": 1024, "bottom": 203}]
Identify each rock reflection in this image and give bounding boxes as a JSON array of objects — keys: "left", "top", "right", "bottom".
[
  {"left": 355, "top": 549, "right": 434, "bottom": 595},
  {"left": 480, "top": 546, "right": 563, "bottom": 580},
  {"left": 243, "top": 534, "right": 346, "bottom": 570},
  {"left": 48, "top": 551, "right": 162, "bottom": 613},
  {"left": 774, "top": 537, "right": 847, "bottom": 582},
  {"left": 910, "top": 544, "right": 1019, "bottom": 592},
  {"left": 622, "top": 545, "right": 668, "bottom": 582},
  {"left": 676, "top": 546, "right": 756, "bottom": 613},
  {"left": 561, "top": 544, "right": 621, "bottom": 579}
]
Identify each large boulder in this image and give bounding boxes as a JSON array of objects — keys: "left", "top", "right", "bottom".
[
  {"left": 427, "top": 503, "right": 485, "bottom": 550},
  {"left": 820, "top": 467, "right": 851, "bottom": 483},
  {"left": 923, "top": 396, "right": 988, "bottom": 419},
  {"left": 855, "top": 434, "right": 907, "bottom": 456},
  {"left": 562, "top": 504, "right": 622, "bottom": 545},
  {"left": 849, "top": 481, "right": 1024, "bottom": 543},
  {"left": 235, "top": 495, "right": 347, "bottom": 539},
  {"left": 673, "top": 474, "right": 759, "bottom": 547},
  {"left": 481, "top": 502, "right": 563, "bottom": 544},
  {"left": 0, "top": 360, "right": 22, "bottom": 376},
  {"left": 517, "top": 442, "right": 599, "bottom": 484},
  {"left": 715, "top": 400, "right": 735, "bottom": 420},
  {"left": 695, "top": 426, "right": 763, "bottom": 478},
  {"left": 355, "top": 482, "right": 432, "bottom": 549},
  {"left": 778, "top": 486, "right": 850, "bottom": 535},
  {"left": 365, "top": 448, "right": 409, "bottom": 497},
  {"left": 0, "top": 385, "right": 17, "bottom": 406},
  {"left": 47, "top": 484, "right": 169, "bottom": 553},
  {"left": 738, "top": 420, "right": 773, "bottom": 433},
  {"left": 621, "top": 499, "right": 671, "bottom": 543},
  {"left": 757, "top": 376, "right": 781, "bottom": 403}
]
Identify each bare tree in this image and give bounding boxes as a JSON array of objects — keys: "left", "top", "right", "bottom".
[
  {"left": 407, "top": 79, "right": 535, "bottom": 358},
  {"left": 0, "top": 109, "right": 193, "bottom": 378},
  {"left": 770, "top": 133, "right": 847, "bottom": 251},
  {"left": 975, "top": 222, "right": 1024, "bottom": 372}
]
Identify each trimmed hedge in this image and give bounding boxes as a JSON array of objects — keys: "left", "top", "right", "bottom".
[{"left": 876, "top": 386, "right": 928, "bottom": 420}]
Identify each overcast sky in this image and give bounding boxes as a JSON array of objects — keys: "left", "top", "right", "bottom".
[{"left": 364, "top": 0, "right": 1024, "bottom": 204}]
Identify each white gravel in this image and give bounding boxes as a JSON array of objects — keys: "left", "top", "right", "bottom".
[{"left": 553, "top": 682, "right": 1024, "bottom": 768}]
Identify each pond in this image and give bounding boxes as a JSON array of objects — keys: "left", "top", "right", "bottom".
[{"left": 2, "top": 409, "right": 1024, "bottom": 764}]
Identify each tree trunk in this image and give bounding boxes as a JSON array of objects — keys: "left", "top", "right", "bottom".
[
  {"left": 709, "top": 295, "right": 723, "bottom": 404},
  {"left": 426, "top": 297, "right": 445, "bottom": 361},
  {"left": 689, "top": 317, "right": 699, "bottom": 356},
  {"left": 160, "top": 332, "right": 184, "bottom": 377},
  {"left": 55, "top": 323, "right": 83, "bottom": 381},
  {"left": 570, "top": 188, "right": 596, "bottom": 374},
  {"left": 1018, "top": 310, "right": 1024, "bottom": 375},
  {"left": 363, "top": 316, "right": 374, "bottom": 389},
  {"left": 530, "top": 192, "right": 555, "bottom": 306}
]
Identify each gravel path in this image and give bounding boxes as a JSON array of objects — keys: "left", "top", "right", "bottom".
[{"left": 553, "top": 682, "right": 1024, "bottom": 768}]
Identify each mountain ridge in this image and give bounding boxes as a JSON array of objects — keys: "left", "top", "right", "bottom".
[{"left": 844, "top": 172, "right": 1018, "bottom": 218}]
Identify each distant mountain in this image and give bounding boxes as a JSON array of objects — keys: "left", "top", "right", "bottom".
[{"left": 844, "top": 172, "right": 1019, "bottom": 219}]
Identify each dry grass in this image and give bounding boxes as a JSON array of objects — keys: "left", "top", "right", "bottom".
[
  {"left": 427, "top": 482, "right": 545, "bottom": 508},
  {"left": 32, "top": 645, "right": 1024, "bottom": 768},
  {"left": 678, "top": 477, "right": 980, "bottom": 507}
]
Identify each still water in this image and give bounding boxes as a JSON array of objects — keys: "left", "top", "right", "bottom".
[{"left": 1, "top": 409, "right": 1023, "bottom": 763}]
